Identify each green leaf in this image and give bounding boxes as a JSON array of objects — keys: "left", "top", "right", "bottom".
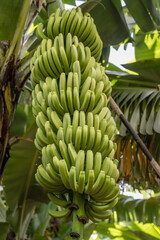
[
  {"left": 32, "top": 235, "right": 48, "bottom": 240},
  {"left": 124, "top": 0, "right": 155, "bottom": 32},
  {"left": 142, "top": 0, "right": 160, "bottom": 25},
  {"left": 31, "top": 202, "right": 56, "bottom": 238},
  {"left": 154, "top": 106, "right": 160, "bottom": 133},
  {"left": 62, "top": 0, "right": 76, "bottom": 5},
  {"left": 83, "top": 223, "right": 95, "bottom": 240},
  {"left": 135, "top": 30, "right": 160, "bottom": 61},
  {"left": 96, "top": 221, "right": 160, "bottom": 240},
  {"left": 81, "top": 0, "right": 130, "bottom": 46},
  {"left": 9, "top": 104, "right": 27, "bottom": 138},
  {"left": 58, "top": 221, "right": 72, "bottom": 239},
  {"left": 3, "top": 123, "right": 38, "bottom": 210},
  {"left": 123, "top": 59, "right": 160, "bottom": 84},
  {"left": 100, "top": 47, "right": 110, "bottom": 65},
  {"left": 0, "top": 222, "right": 9, "bottom": 240},
  {"left": 6, "top": 200, "right": 36, "bottom": 237},
  {"left": 0, "top": 199, "right": 7, "bottom": 222},
  {"left": 2, "top": 123, "right": 44, "bottom": 238},
  {"left": 0, "top": 0, "right": 26, "bottom": 40}
]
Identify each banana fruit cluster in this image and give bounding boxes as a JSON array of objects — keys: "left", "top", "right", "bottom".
[{"left": 30, "top": 7, "right": 119, "bottom": 223}]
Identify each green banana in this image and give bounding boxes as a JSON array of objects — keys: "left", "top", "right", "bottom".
[
  {"left": 81, "top": 125, "right": 89, "bottom": 149},
  {"left": 31, "top": 7, "right": 119, "bottom": 228},
  {"left": 48, "top": 207, "right": 71, "bottom": 218},
  {"left": 75, "top": 150, "right": 85, "bottom": 179},
  {"left": 69, "top": 166, "right": 77, "bottom": 191},
  {"left": 88, "top": 197, "right": 118, "bottom": 212},
  {"left": 48, "top": 192, "right": 71, "bottom": 207},
  {"left": 59, "top": 159, "right": 70, "bottom": 189},
  {"left": 59, "top": 140, "right": 71, "bottom": 168},
  {"left": 77, "top": 171, "right": 85, "bottom": 194},
  {"left": 85, "top": 150, "right": 94, "bottom": 182}
]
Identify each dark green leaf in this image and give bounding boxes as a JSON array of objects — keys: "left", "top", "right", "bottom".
[
  {"left": 146, "top": 94, "right": 160, "bottom": 134},
  {"left": 27, "top": 184, "right": 49, "bottom": 203},
  {"left": 62, "top": 0, "right": 76, "bottom": 6},
  {"left": 124, "top": 0, "right": 155, "bottom": 32},
  {"left": 2, "top": 123, "right": 42, "bottom": 238},
  {"left": 31, "top": 202, "right": 56, "bottom": 238},
  {"left": 3, "top": 123, "right": 38, "bottom": 210},
  {"left": 83, "top": 223, "right": 95, "bottom": 240},
  {"left": 123, "top": 59, "right": 160, "bottom": 84},
  {"left": 0, "top": 222, "right": 9, "bottom": 240},
  {"left": 0, "top": 0, "right": 26, "bottom": 40},
  {"left": 32, "top": 235, "right": 47, "bottom": 240},
  {"left": 81, "top": 0, "right": 130, "bottom": 46},
  {"left": 142, "top": 0, "right": 160, "bottom": 25},
  {"left": 58, "top": 221, "right": 72, "bottom": 239},
  {"left": 100, "top": 47, "right": 110, "bottom": 65},
  {"left": 33, "top": 7, "right": 48, "bottom": 26},
  {"left": 9, "top": 104, "right": 27, "bottom": 138},
  {"left": 154, "top": 106, "right": 160, "bottom": 133},
  {"left": 6, "top": 200, "right": 36, "bottom": 235}
]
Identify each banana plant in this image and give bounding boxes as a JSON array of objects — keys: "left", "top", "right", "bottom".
[
  {"left": 0, "top": 0, "right": 160, "bottom": 239},
  {"left": 106, "top": 26, "right": 160, "bottom": 190}
]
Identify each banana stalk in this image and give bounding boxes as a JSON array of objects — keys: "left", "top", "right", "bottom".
[{"left": 71, "top": 193, "right": 86, "bottom": 239}]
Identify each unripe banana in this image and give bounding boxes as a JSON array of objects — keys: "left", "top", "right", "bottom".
[
  {"left": 88, "top": 197, "right": 118, "bottom": 212},
  {"left": 48, "top": 192, "right": 71, "bottom": 208},
  {"left": 81, "top": 125, "right": 89, "bottom": 149},
  {"left": 59, "top": 159, "right": 70, "bottom": 189},
  {"left": 75, "top": 150, "right": 85, "bottom": 179},
  {"left": 68, "top": 143, "right": 77, "bottom": 165},
  {"left": 48, "top": 207, "right": 71, "bottom": 218},
  {"left": 69, "top": 166, "right": 78, "bottom": 191},
  {"left": 85, "top": 150, "right": 94, "bottom": 182},
  {"left": 77, "top": 171, "right": 85, "bottom": 194},
  {"left": 31, "top": 7, "right": 119, "bottom": 227},
  {"left": 46, "top": 163, "right": 62, "bottom": 184}
]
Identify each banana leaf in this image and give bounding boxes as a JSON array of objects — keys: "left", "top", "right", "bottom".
[
  {"left": 135, "top": 29, "right": 160, "bottom": 61},
  {"left": 0, "top": 0, "right": 26, "bottom": 40},
  {"left": 124, "top": 0, "right": 156, "bottom": 32},
  {"left": 113, "top": 195, "right": 160, "bottom": 225},
  {"left": 96, "top": 221, "right": 160, "bottom": 240},
  {"left": 2, "top": 123, "right": 48, "bottom": 238},
  {"left": 81, "top": 0, "right": 130, "bottom": 46}
]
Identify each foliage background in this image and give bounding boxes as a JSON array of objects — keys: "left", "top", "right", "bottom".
[{"left": 0, "top": 0, "right": 160, "bottom": 239}]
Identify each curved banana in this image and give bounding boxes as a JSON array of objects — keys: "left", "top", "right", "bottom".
[
  {"left": 48, "top": 192, "right": 71, "bottom": 207},
  {"left": 48, "top": 207, "right": 71, "bottom": 218},
  {"left": 31, "top": 7, "right": 119, "bottom": 229}
]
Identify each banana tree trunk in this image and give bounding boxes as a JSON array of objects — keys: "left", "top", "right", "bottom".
[
  {"left": 0, "top": 0, "right": 32, "bottom": 178},
  {"left": 0, "top": 50, "right": 20, "bottom": 177}
]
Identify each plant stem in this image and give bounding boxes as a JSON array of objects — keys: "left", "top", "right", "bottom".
[
  {"left": 110, "top": 96, "right": 160, "bottom": 177},
  {"left": 71, "top": 192, "right": 87, "bottom": 240}
]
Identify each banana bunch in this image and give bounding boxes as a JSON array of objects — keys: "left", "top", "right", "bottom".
[
  {"left": 31, "top": 7, "right": 119, "bottom": 227},
  {"left": 35, "top": 8, "right": 102, "bottom": 61}
]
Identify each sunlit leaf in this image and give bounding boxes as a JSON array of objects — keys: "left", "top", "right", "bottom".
[{"left": 135, "top": 30, "right": 160, "bottom": 61}]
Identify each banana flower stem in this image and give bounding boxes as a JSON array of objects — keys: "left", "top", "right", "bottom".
[{"left": 70, "top": 192, "right": 87, "bottom": 240}]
